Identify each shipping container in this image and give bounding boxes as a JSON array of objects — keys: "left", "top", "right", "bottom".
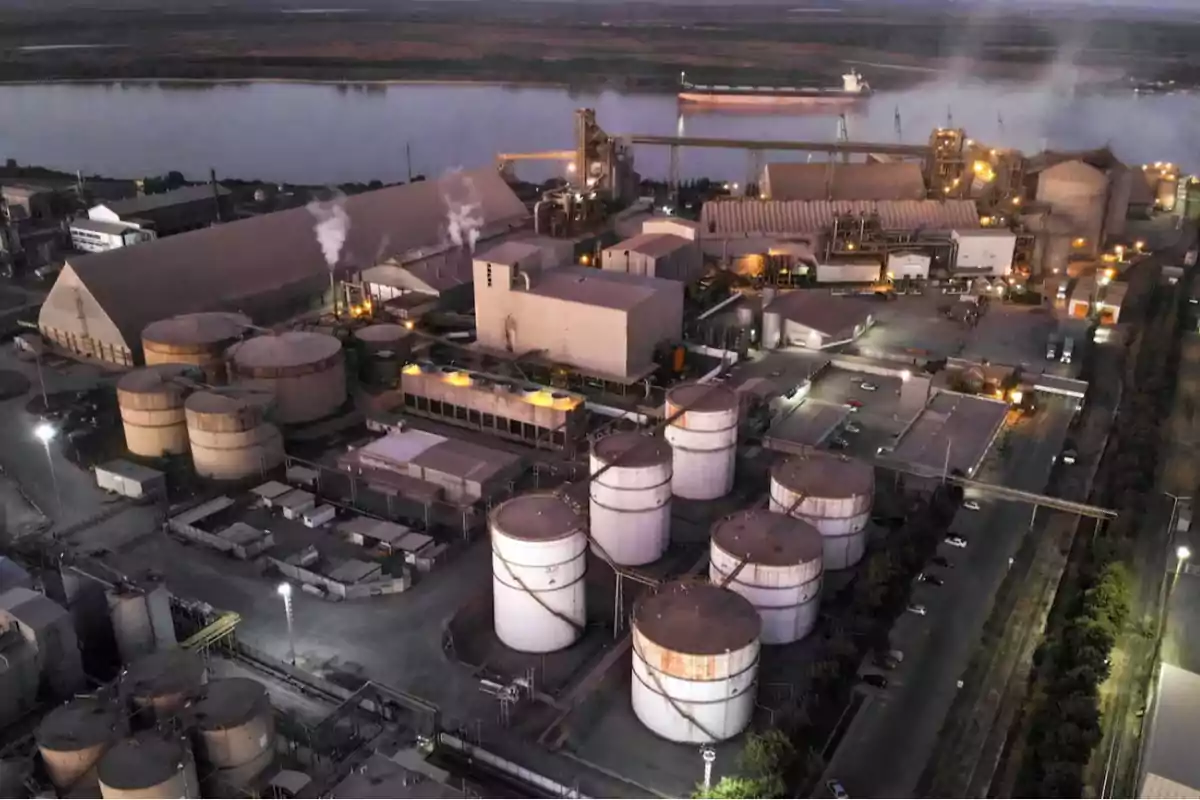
[{"left": 94, "top": 460, "right": 166, "bottom": 500}]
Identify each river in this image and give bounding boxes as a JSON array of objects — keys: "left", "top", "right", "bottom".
[{"left": 0, "top": 76, "right": 1196, "bottom": 185}]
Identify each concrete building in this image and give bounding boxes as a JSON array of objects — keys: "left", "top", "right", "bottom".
[
  {"left": 362, "top": 234, "right": 566, "bottom": 317},
  {"left": 760, "top": 162, "right": 927, "bottom": 202},
  {"left": 88, "top": 184, "right": 232, "bottom": 236},
  {"left": 951, "top": 229, "right": 1017, "bottom": 276},
  {"left": 473, "top": 242, "right": 684, "bottom": 382},
  {"left": 69, "top": 219, "right": 156, "bottom": 253},
  {"left": 38, "top": 169, "right": 527, "bottom": 367},
  {"left": 763, "top": 291, "right": 876, "bottom": 349},
  {"left": 601, "top": 231, "right": 703, "bottom": 282},
  {"left": 2, "top": 183, "right": 62, "bottom": 223}
]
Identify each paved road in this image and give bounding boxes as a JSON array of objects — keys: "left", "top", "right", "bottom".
[{"left": 817, "top": 397, "right": 1074, "bottom": 798}]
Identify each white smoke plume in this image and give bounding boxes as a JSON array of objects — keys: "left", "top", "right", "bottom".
[
  {"left": 441, "top": 169, "right": 484, "bottom": 253},
  {"left": 306, "top": 193, "right": 350, "bottom": 269}
]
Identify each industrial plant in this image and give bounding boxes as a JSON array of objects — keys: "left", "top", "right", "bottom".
[{"left": 0, "top": 99, "right": 1191, "bottom": 800}]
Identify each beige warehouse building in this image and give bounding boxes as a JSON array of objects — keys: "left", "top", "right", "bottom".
[
  {"left": 473, "top": 241, "right": 683, "bottom": 383},
  {"left": 38, "top": 170, "right": 528, "bottom": 367}
]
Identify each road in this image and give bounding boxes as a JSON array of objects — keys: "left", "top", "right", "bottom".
[{"left": 817, "top": 396, "right": 1074, "bottom": 798}]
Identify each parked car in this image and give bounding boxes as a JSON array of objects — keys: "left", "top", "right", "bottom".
[
  {"left": 862, "top": 673, "right": 889, "bottom": 689},
  {"left": 945, "top": 535, "right": 968, "bottom": 548},
  {"left": 829, "top": 438, "right": 849, "bottom": 451},
  {"left": 907, "top": 603, "right": 927, "bottom": 616},
  {"left": 861, "top": 382, "right": 879, "bottom": 392},
  {"left": 919, "top": 572, "right": 945, "bottom": 586},
  {"left": 876, "top": 445, "right": 895, "bottom": 455},
  {"left": 963, "top": 500, "right": 981, "bottom": 511},
  {"left": 826, "top": 779, "right": 850, "bottom": 799},
  {"left": 846, "top": 399, "right": 864, "bottom": 408},
  {"left": 1062, "top": 449, "right": 1078, "bottom": 465}
]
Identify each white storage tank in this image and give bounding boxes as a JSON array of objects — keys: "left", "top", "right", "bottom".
[
  {"left": 121, "top": 648, "right": 208, "bottom": 719},
  {"left": 189, "top": 678, "right": 275, "bottom": 788},
  {"left": 769, "top": 452, "right": 874, "bottom": 570},
  {"left": 107, "top": 583, "right": 177, "bottom": 665},
  {"left": 36, "top": 697, "right": 123, "bottom": 793},
  {"left": 631, "top": 581, "right": 760, "bottom": 743},
  {"left": 117, "top": 365, "right": 196, "bottom": 458},
  {"left": 141, "top": 312, "right": 251, "bottom": 384},
  {"left": 664, "top": 383, "right": 739, "bottom": 500},
  {"left": 589, "top": 432, "right": 672, "bottom": 566},
  {"left": 97, "top": 732, "right": 199, "bottom": 800},
  {"left": 709, "top": 509, "right": 824, "bottom": 644},
  {"left": 227, "top": 332, "right": 346, "bottom": 425},
  {"left": 490, "top": 493, "right": 587, "bottom": 653},
  {"left": 186, "top": 390, "right": 285, "bottom": 481}
]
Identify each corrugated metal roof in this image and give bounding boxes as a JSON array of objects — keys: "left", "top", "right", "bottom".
[
  {"left": 764, "top": 162, "right": 927, "bottom": 201},
  {"left": 69, "top": 219, "right": 139, "bottom": 236},
  {"left": 701, "top": 199, "right": 981, "bottom": 236},
  {"left": 46, "top": 170, "right": 528, "bottom": 349},
  {"left": 97, "top": 184, "right": 232, "bottom": 216}
]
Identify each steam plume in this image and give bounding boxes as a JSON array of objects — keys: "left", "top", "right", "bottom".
[
  {"left": 441, "top": 169, "right": 484, "bottom": 253},
  {"left": 306, "top": 193, "right": 350, "bottom": 268}
]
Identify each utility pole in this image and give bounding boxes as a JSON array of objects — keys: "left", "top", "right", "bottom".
[
  {"left": 894, "top": 105, "right": 903, "bottom": 142},
  {"left": 405, "top": 142, "right": 413, "bottom": 183}
]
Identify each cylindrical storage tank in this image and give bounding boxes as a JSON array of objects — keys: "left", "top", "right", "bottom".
[
  {"left": 97, "top": 732, "right": 199, "bottom": 800},
  {"left": 709, "top": 509, "right": 824, "bottom": 644},
  {"left": 141, "top": 312, "right": 251, "bottom": 384},
  {"left": 117, "top": 365, "right": 196, "bottom": 457},
  {"left": 490, "top": 493, "right": 587, "bottom": 653},
  {"left": 762, "top": 311, "right": 782, "bottom": 350},
  {"left": 121, "top": 648, "right": 207, "bottom": 718},
  {"left": 354, "top": 324, "right": 412, "bottom": 358},
  {"left": 186, "top": 390, "right": 285, "bottom": 481},
  {"left": 631, "top": 581, "right": 760, "bottom": 743},
  {"left": 227, "top": 332, "right": 346, "bottom": 425},
  {"left": 664, "top": 383, "right": 739, "bottom": 500},
  {"left": 189, "top": 679, "right": 275, "bottom": 787},
  {"left": 769, "top": 453, "right": 874, "bottom": 570},
  {"left": 589, "top": 433, "right": 672, "bottom": 566},
  {"left": 736, "top": 305, "right": 754, "bottom": 329},
  {"left": 36, "top": 697, "right": 123, "bottom": 793}
]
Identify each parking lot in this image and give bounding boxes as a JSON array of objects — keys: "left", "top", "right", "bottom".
[{"left": 819, "top": 395, "right": 1076, "bottom": 798}]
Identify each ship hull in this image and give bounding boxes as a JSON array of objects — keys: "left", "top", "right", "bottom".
[{"left": 678, "top": 91, "right": 868, "bottom": 107}]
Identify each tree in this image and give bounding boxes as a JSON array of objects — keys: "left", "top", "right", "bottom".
[{"left": 693, "top": 776, "right": 765, "bottom": 799}]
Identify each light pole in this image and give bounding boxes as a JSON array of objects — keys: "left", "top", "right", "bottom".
[
  {"left": 700, "top": 746, "right": 716, "bottom": 791},
  {"left": 277, "top": 582, "right": 295, "bottom": 666},
  {"left": 34, "top": 423, "right": 60, "bottom": 514}
]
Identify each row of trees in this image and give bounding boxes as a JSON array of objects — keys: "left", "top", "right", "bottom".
[
  {"left": 1015, "top": 263, "right": 1187, "bottom": 796},
  {"left": 695, "top": 484, "right": 963, "bottom": 798}
]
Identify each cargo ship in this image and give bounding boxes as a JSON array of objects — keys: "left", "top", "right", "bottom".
[{"left": 678, "top": 70, "right": 872, "bottom": 107}]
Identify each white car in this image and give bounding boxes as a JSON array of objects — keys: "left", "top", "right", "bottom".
[
  {"left": 945, "top": 535, "right": 968, "bottom": 548},
  {"left": 877, "top": 445, "right": 894, "bottom": 455},
  {"left": 845, "top": 422, "right": 862, "bottom": 434},
  {"left": 861, "top": 382, "right": 879, "bottom": 392},
  {"left": 963, "top": 500, "right": 981, "bottom": 511},
  {"left": 907, "top": 603, "right": 927, "bottom": 616}
]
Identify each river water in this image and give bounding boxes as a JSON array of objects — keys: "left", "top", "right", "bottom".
[{"left": 0, "top": 76, "right": 1196, "bottom": 185}]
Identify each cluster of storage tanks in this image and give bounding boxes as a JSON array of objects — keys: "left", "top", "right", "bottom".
[
  {"left": 35, "top": 649, "right": 276, "bottom": 798},
  {"left": 118, "top": 312, "right": 356, "bottom": 480},
  {"left": 487, "top": 381, "right": 875, "bottom": 744}
]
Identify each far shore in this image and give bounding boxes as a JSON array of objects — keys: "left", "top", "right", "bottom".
[{"left": 0, "top": 76, "right": 574, "bottom": 90}]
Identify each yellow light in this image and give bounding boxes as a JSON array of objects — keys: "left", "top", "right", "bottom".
[
  {"left": 402, "top": 363, "right": 422, "bottom": 376},
  {"left": 566, "top": 162, "right": 576, "bottom": 174},
  {"left": 943, "top": 186, "right": 952, "bottom": 194},
  {"left": 403, "top": 320, "right": 415, "bottom": 331},
  {"left": 1135, "top": 240, "right": 1146, "bottom": 250},
  {"left": 886, "top": 271, "right": 895, "bottom": 279},
  {"left": 444, "top": 371, "right": 472, "bottom": 387},
  {"left": 1104, "top": 268, "right": 1115, "bottom": 279},
  {"left": 1012, "top": 197, "right": 1021, "bottom": 206},
  {"left": 846, "top": 242, "right": 856, "bottom": 251},
  {"left": 1073, "top": 238, "right": 1086, "bottom": 248},
  {"left": 580, "top": 253, "right": 591, "bottom": 265},
  {"left": 980, "top": 216, "right": 992, "bottom": 226},
  {"left": 1010, "top": 390, "right": 1024, "bottom": 405}
]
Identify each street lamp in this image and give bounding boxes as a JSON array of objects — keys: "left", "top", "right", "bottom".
[
  {"left": 900, "top": 369, "right": 912, "bottom": 382},
  {"left": 277, "top": 582, "right": 296, "bottom": 666},
  {"left": 1179, "top": 546, "right": 1192, "bottom": 562},
  {"left": 33, "top": 423, "right": 61, "bottom": 514}
]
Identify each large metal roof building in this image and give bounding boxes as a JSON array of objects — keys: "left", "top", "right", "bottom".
[
  {"left": 39, "top": 170, "right": 528, "bottom": 367},
  {"left": 760, "top": 162, "right": 927, "bottom": 202},
  {"left": 700, "top": 198, "right": 982, "bottom": 237}
]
